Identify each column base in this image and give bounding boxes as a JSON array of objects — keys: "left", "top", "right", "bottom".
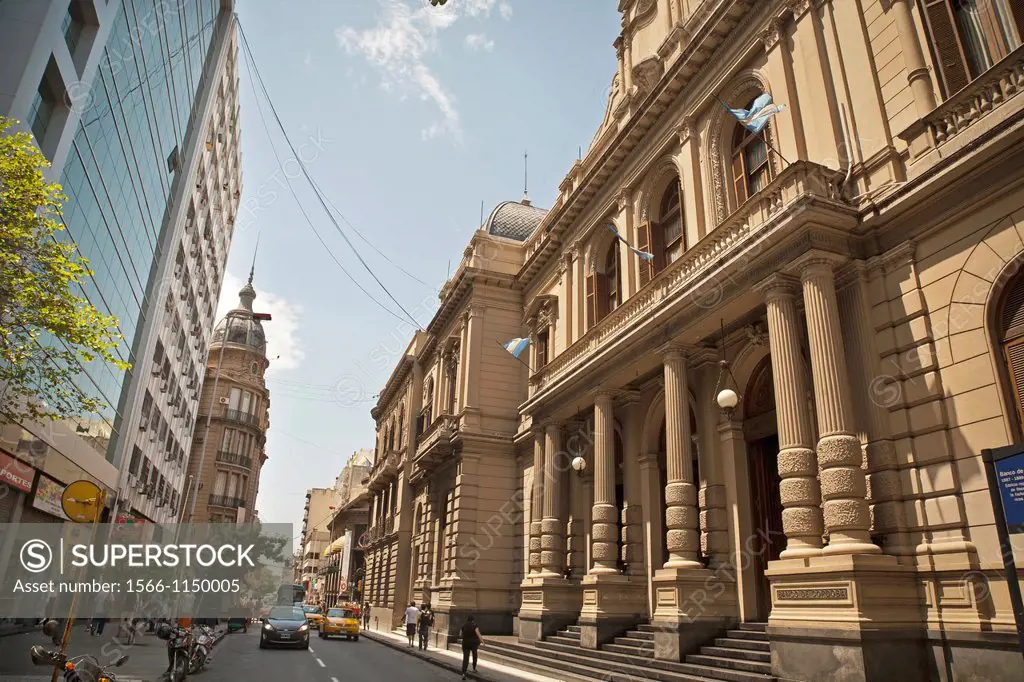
[
  {"left": 766, "top": 553, "right": 925, "bottom": 682},
  {"left": 518, "top": 576, "right": 582, "bottom": 642},
  {"left": 650, "top": 567, "right": 739, "bottom": 661},
  {"left": 577, "top": 573, "right": 647, "bottom": 649}
]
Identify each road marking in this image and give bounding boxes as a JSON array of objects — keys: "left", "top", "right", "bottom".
[
  {"left": 308, "top": 646, "right": 315, "bottom": 654},
  {"left": 316, "top": 658, "right": 325, "bottom": 668},
  {"left": 331, "top": 678, "right": 340, "bottom": 682}
]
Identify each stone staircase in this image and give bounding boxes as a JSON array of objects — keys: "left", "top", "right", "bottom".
[{"left": 485, "top": 622, "right": 774, "bottom": 682}]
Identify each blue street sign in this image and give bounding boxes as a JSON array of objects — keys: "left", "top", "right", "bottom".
[{"left": 994, "top": 450, "right": 1024, "bottom": 534}]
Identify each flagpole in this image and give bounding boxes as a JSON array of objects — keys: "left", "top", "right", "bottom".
[{"left": 717, "top": 95, "right": 793, "bottom": 168}]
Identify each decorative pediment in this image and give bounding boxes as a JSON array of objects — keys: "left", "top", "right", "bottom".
[{"left": 524, "top": 294, "right": 559, "bottom": 327}]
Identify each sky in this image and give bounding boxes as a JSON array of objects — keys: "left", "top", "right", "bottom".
[{"left": 219, "top": 0, "right": 621, "bottom": 536}]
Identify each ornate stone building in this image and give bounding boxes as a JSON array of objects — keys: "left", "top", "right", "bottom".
[
  {"left": 366, "top": 1, "right": 1024, "bottom": 680},
  {"left": 184, "top": 272, "right": 270, "bottom": 523}
]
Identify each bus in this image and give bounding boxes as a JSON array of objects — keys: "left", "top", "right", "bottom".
[{"left": 277, "top": 584, "right": 307, "bottom": 606}]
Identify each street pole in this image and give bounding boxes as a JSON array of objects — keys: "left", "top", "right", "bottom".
[{"left": 52, "top": 490, "right": 105, "bottom": 682}]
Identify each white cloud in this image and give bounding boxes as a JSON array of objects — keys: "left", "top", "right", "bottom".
[
  {"left": 464, "top": 33, "right": 494, "bottom": 51},
  {"left": 216, "top": 272, "right": 306, "bottom": 372},
  {"left": 336, "top": 0, "right": 513, "bottom": 142},
  {"left": 303, "top": 51, "right": 312, "bottom": 67}
]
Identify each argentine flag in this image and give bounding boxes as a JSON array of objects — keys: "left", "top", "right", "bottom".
[
  {"left": 606, "top": 225, "right": 654, "bottom": 262},
  {"left": 504, "top": 337, "right": 531, "bottom": 359},
  {"left": 724, "top": 92, "right": 786, "bottom": 135}
]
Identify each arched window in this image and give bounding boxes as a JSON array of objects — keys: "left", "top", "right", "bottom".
[
  {"left": 731, "top": 109, "right": 773, "bottom": 205},
  {"left": 921, "top": 1, "right": 1023, "bottom": 98},
  {"left": 659, "top": 183, "right": 684, "bottom": 265},
  {"left": 585, "top": 232, "right": 622, "bottom": 327},
  {"left": 998, "top": 271, "right": 1024, "bottom": 434},
  {"left": 638, "top": 180, "right": 684, "bottom": 286},
  {"left": 605, "top": 241, "right": 621, "bottom": 313}
]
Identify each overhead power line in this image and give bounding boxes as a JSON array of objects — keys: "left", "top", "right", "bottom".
[
  {"left": 236, "top": 18, "right": 423, "bottom": 329},
  {"left": 236, "top": 21, "right": 415, "bottom": 327}
]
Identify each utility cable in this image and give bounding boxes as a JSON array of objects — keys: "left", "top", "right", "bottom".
[
  {"left": 237, "top": 25, "right": 414, "bottom": 328},
  {"left": 237, "top": 19, "right": 422, "bottom": 329}
]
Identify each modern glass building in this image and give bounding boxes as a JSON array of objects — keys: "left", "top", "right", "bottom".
[{"left": 0, "top": 0, "right": 241, "bottom": 526}]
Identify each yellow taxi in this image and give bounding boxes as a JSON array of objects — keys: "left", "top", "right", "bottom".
[
  {"left": 319, "top": 607, "right": 360, "bottom": 640},
  {"left": 302, "top": 605, "right": 324, "bottom": 629}
]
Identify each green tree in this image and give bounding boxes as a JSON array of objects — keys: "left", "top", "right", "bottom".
[{"left": 0, "top": 116, "right": 128, "bottom": 423}]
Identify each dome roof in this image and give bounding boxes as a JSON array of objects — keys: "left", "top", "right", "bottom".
[
  {"left": 484, "top": 200, "right": 547, "bottom": 241},
  {"left": 211, "top": 273, "right": 266, "bottom": 355}
]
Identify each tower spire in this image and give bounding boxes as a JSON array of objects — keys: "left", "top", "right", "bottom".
[
  {"left": 521, "top": 150, "right": 531, "bottom": 206},
  {"left": 248, "top": 232, "right": 260, "bottom": 286}
]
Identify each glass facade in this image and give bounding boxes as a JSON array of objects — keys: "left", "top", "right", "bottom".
[{"left": 55, "top": 0, "right": 223, "bottom": 461}]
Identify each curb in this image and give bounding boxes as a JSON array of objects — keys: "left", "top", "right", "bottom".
[{"left": 361, "top": 630, "right": 492, "bottom": 681}]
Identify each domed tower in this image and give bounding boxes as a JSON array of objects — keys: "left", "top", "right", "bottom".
[{"left": 184, "top": 267, "right": 271, "bottom": 523}]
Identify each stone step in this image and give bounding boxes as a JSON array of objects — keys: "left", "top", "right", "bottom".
[
  {"left": 739, "top": 622, "right": 767, "bottom": 633},
  {"left": 725, "top": 629, "right": 769, "bottom": 641},
  {"left": 714, "top": 637, "right": 770, "bottom": 652},
  {"left": 547, "top": 634, "right": 582, "bottom": 647},
  {"left": 622, "top": 629, "right": 655, "bottom": 640},
  {"left": 636, "top": 623, "right": 657, "bottom": 632},
  {"left": 687, "top": 653, "right": 773, "bottom": 675},
  {"left": 558, "top": 629, "right": 582, "bottom": 640},
  {"left": 602, "top": 641, "right": 655, "bottom": 657},
  {"left": 531, "top": 638, "right": 773, "bottom": 682},
  {"left": 613, "top": 635, "right": 654, "bottom": 648},
  {"left": 487, "top": 639, "right": 765, "bottom": 682},
  {"left": 700, "top": 646, "right": 771, "bottom": 663},
  {"left": 565, "top": 625, "right": 582, "bottom": 633}
]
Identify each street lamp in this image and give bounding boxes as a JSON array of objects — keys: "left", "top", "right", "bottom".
[
  {"left": 571, "top": 455, "right": 586, "bottom": 476},
  {"left": 713, "top": 319, "right": 742, "bottom": 419}
]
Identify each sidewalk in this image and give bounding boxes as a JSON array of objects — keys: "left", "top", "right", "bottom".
[
  {"left": 361, "top": 627, "right": 560, "bottom": 682},
  {"left": 0, "top": 620, "right": 39, "bottom": 638}
]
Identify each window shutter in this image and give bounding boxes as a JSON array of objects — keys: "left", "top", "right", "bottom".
[
  {"left": 651, "top": 218, "right": 666, "bottom": 273},
  {"left": 731, "top": 152, "right": 748, "bottom": 207},
  {"left": 920, "top": 0, "right": 971, "bottom": 97},
  {"left": 636, "top": 221, "right": 652, "bottom": 286},
  {"left": 585, "top": 272, "right": 597, "bottom": 328},
  {"left": 1004, "top": 338, "right": 1024, "bottom": 430},
  {"left": 596, "top": 272, "right": 610, "bottom": 321},
  {"left": 678, "top": 180, "right": 687, "bottom": 251}
]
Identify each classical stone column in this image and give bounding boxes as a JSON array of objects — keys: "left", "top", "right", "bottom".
[
  {"left": 788, "top": 0, "right": 843, "bottom": 164},
  {"left": 761, "top": 15, "right": 807, "bottom": 162},
  {"left": 799, "top": 256, "right": 880, "bottom": 555},
  {"left": 676, "top": 120, "right": 706, "bottom": 242},
  {"left": 590, "top": 391, "right": 619, "bottom": 575},
  {"left": 540, "top": 422, "right": 566, "bottom": 578},
  {"left": 661, "top": 346, "right": 701, "bottom": 569},
  {"left": 761, "top": 275, "right": 824, "bottom": 558},
  {"left": 620, "top": 398, "right": 645, "bottom": 577},
  {"left": 528, "top": 427, "right": 545, "bottom": 575},
  {"left": 838, "top": 267, "right": 910, "bottom": 559},
  {"left": 889, "top": 0, "right": 938, "bottom": 117}
]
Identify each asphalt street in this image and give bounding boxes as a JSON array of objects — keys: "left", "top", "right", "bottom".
[{"left": 0, "top": 625, "right": 469, "bottom": 681}]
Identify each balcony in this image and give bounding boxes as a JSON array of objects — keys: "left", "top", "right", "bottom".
[
  {"left": 366, "top": 450, "right": 401, "bottom": 492},
  {"left": 413, "top": 414, "right": 458, "bottom": 478},
  {"left": 901, "top": 44, "right": 1024, "bottom": 176},
  {"left": 216, "top": 450, "right": 252, "bottom": 469},
  {"left": 223, "top": 407, "right": 259, "bottom": 428},
  {"left": 208, "top": 494, "right": 246, "bottom": 509},
  {"left": 529, "top": 161, "right": 848, "bottom": 399}
]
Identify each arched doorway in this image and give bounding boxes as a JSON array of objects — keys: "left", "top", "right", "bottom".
[{"left": 743, "top": 356, "right": 784, "bottom": 619}]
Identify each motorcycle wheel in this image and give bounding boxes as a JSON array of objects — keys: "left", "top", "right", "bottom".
[{"left": 170, "top": 653, "right": 188, "bottom": 682}]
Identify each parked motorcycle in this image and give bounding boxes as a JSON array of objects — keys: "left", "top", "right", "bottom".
[
  {"left": 156, "top": 623, "right": 192, "bottom": 682},
  {"left": 32, "top": 621, "right": 130, "bottom": 681},
  {"left": 187, "top": 625, "right": 215, "bottom": 674}
]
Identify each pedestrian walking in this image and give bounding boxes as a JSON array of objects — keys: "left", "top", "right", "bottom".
[
  {"left": 404, "top": 602, "right": 419, "bottom": 646},
  {"left": 417, "top": 604, "right": 434, "bottom": 650},
  {"left": 460, "top": 615, "right": 483, "bottom": 679},
  {"left": 362, "top": 603, "right": 370, "bottom": 630},
  {"left": 91, "top": 591, "right": 109, "bottom": 636}
]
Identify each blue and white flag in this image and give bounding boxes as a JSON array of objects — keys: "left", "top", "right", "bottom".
[
  {"left": 607, "top": 225, "right": 655, "bottom": 262},
  {"left": 503, "top": 337, "right": 531, "bottom": 359},
  {"left": 723, "top": 92, "right": 785, "bottom": 135}
]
